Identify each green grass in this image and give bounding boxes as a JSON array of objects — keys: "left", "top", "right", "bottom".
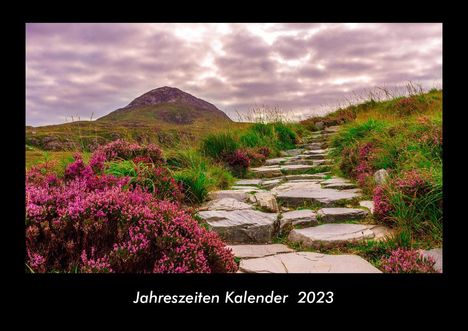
[{"left": 317, "top": 89, "right": 442, "bottom": 247}]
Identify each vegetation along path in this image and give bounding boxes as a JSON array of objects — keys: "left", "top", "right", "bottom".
[{"left": 196, "top": 126, "right": 388, "bottom": 272}]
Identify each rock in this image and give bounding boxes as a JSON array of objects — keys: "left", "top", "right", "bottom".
[
  {"left": 419, "top": 248, "right": 443, "bottom": 272},
  {"left": 288, "top": 224, "right": 392, "bottom": 247},
  {"left": 276, "top": 187, "right": 361, "bottom": 207},
  {"left": 203, "top": 198, "right": 253, "bottom": 211},
  {"left": 280, "top": 149, "right": 304, "bottom": 157},
  {"left": 316, "top": 208, "right": 368, "bottom": 223},
  {"left": 285, "top": 173, "right": 329, "bottom": 180},
  {"left": 303, "top": 149, "right": 328, "bottom": 155},
  {"left": 239, "top": 252, "right": 381, "bottom": 273},
  {"left": 359, "top": 200, "right": 375, "bottom": 214},
  {"left": 235, "top": 179, "right": 262, "bottom": 186},
  {"left": 280, "top": 209, "right": 317, "bottom": 229},
  {"left": 230, "top": 186, "right": 266, "bottom": 193},
  {"left": 303, "top": 143, "right": 325, "bottom": 150},
  {"left": 228, "top": 244, "right": 294, "bottom": 259},
  {"left": 197, "top": 210, "right": 278, "bottom": 243},
  {"left": 208, "top": 190, "right": 250, "bottom": 202},
  {"left": 272, "top": 181, "right": 322, "bottom": 194},
  {"left": 315, "top": 121, "right": 324, "bottom": 130},
  {"left": 250, "top": 165, "right": 283, "bottom": 178},
  {"left": 324, "top": 126, "right": 341, "bottom": 133},
  {"left": 265, "top": 157, "right": 290, "bottom": 165},
  {"left": 279, "top": 164, "right": 314, "bottom": 174},
  {"left": 260, "top": 178, "right": 283, "bottom": 189},
  {"left": 301, "top": 153, "right": 327, "bottom": 160},
  {"left": 321, "top": 177, "right": 357, "bottom": 190},
  {"left": 255, "top": 192, "right": 279, "bottom": 212},
  {"left": 374, "top": 169, "right": 389, "bottom": 185}
]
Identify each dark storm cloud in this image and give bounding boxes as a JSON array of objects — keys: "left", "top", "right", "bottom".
[{"left": 26, "top": 23, "right": 442, "bottom": 126}]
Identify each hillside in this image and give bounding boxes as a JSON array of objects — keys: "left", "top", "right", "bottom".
[{"left": 26, "top": 86, "right": 237, "bottom": 151}]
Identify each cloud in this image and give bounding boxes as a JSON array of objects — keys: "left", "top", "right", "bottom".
[{"left": 26, "top": 23, "right": 442, "bottom": 126}]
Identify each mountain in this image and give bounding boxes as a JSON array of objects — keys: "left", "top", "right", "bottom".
[
  {"left": 26, "top": 86, "right": 241, "bottom": 151},
  {"left": 97, "top": 86, "right": 232, "bottom": 125}
]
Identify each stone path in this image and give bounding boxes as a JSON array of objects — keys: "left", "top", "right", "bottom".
[{"left": 197, "top": 126, "right": 394, "bottom": 273}]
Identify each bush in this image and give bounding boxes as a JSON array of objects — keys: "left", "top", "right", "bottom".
[
  {"left": 380, "top": 248, "right": 438, "bottom": 273},
  {"left": 201, "top": 133, "right": 239, "bottom": 160},
  {"left": 225, "top": 149, "right": 250, "bottom": 178},
  {"left": 26, "top": 153, "right": 237, "bottom": 273},
  {"left": 92, "top": 139, "right": 164, "bottom": 164}
]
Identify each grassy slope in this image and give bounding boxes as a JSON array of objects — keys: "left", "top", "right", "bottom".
[{"left": 322, "top": 90, "right": 442, "bottom": 246}]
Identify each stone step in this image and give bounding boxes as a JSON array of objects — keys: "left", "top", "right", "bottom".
[
  {"left": 201, "top": 198, "right": 254, "bottom": 211},
  {"left": 279, "top": 149, "right": 304, "bottom": 157},
  {"left": 316, "top": 207, "right": 369, "bottom": 223},
  {"left": 228, "top": 244, "right": 294, "bottom": 259},
  {"left": 208, "top": 190, "right": 251, "bottom": 202},
  {"left": 280, "top": 209, "right": 318, "bottom": 231},
  {"left": 321, "top": 177, "right": 357, "bottom": 190},
  {"left": 265, "top": 157, "right": 291, "bottom": 165},
  {"left": 197, "top": 210, "right": 278, "bottom": 244},
  {"left": 235, "top": 179, "right": 263, "bottom": 186},
  {"left": 276, "top": 187, "right": 361, "bottom": 207},
  {"left": 288, "top": 224, "right": 392, "bottom": 248},
  {"left": 260, "top": 178, "right": 283, "bottom": 189},
  {"left": 239, "top": 252, "right": 381, "bottom": 273},
  {"left": 250, "top": 165, "right": 283, "bottom": 178}
]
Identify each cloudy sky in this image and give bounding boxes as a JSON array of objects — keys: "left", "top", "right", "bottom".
[{"left": 26, "top": 23, "right": 442, "bottom": 126}]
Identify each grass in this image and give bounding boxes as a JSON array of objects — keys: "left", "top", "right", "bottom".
[{"left": 320, "top": 89, "right": 442, "bottom": 248}]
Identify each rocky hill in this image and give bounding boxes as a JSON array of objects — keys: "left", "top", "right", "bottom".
[{"left": 97, "top": 86, "right": 232, "bottom": 125}]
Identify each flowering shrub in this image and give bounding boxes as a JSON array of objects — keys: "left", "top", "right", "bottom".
[
  {"left": 395, "top": 97, "right": 422, "bottom": 116},
  {"left": 380, "top": 248, "right": 438, "bottom": 273},
  {"left": 257, "top": 146, "right": 271, "bottom": 158},
  {"left": 26, "top": 145, "right": 237, "bottom": 273},
  {"left": 244, "top": 147, "right": 267, "bottom": 167},
  {"left": 129, "top": 162, "right": 184, "bottom": 202},
  {"left": 224, "top": 149, "right": 251, "bottom": 178},
  {"left": 373, "top": 185, "right": 393, "bottom": 222},
  {"left": 394, "top": 170, "right": 433, "bottom": 198},
  {"left": 92, "top": 139, "right": 164, "bottom": 164}
]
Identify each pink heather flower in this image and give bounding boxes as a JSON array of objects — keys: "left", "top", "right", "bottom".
[
  {"left": 381, "top": 248, "right": 438, "bottom": 273},
  {"left": 26, "top": 142, "right": 237, "bottom": 274}
]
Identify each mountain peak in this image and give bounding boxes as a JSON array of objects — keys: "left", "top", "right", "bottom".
[{"left": 124, "top": 86, "right": 218, "bottom": 112}]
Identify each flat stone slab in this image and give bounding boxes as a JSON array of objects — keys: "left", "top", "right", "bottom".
[
  {"left": 228, "top": 244, "right": 294, "bottom": 259},
  {"left": 359, "top": 200, "right": 375, "bottom": 214},
  {"left": 235, "top": 179, "right": 263, "bottom": 186},
  {"left": 265, "top": 157, "right": 290, "bottom": 165},
  {"left": 420, "top": 248, "right": 443, "bottom": 272},
  {"left": 285, "top": 173, "right": 328, "bottom": 180},
  {"left": 260, "top": 178, "right": 283, "bottom": 189},
  {"left": 250, "top": 165, "right": 283, "bottom": 178},
  {"left": 317, "top": 207, "right": 368, "bottom": 223},
  {"left": 197, "top": 210, "right": 278, "bottom": 244},
  {"left": 208, "top": 190, "right": 250, "bottom": 202},
  {"left": 279, "top": 164, "right": 314, "bottom": 174},
  {"left": 324, "top": 126, "right": 341, "bottom": 133},
  {"left": 280, "top": 149, "right": 304, "bottom": 157},
  {"left": 271, "top": 181, "right": 322, "bottom": 195},
  {"left": 280, "top": 209, "right": 317, "bottom": 229},
  {"left": 202, "top": 198, "right": 253, "bottom": 211},
  {"left": 288, "top": 224, "right": 392, "bottom": 247},
  {"left": 302, "top": 153, "right": 327, "bottom": 160},
  {"left": 276, "top": 188, "right": 361, "bottom": 207},
  {"left": 239, "top": 252, "right": 381, "bottom": 273},
  {"left": 231, "top": 186, "right": 266, "bottom": 193},
  {"left": 321, "top": 178, "right": 356, "bottom": 190}
]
